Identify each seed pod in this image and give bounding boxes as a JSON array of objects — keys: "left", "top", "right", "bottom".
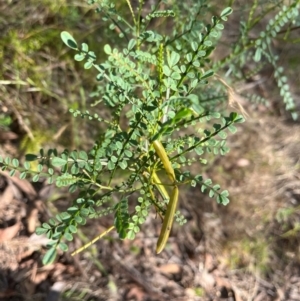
[
  {"left": 152, "top": 140, "right": 176, "bottom": 182},
  {"left": 156, "top": 185, "right": 179, "bottom": 254}
]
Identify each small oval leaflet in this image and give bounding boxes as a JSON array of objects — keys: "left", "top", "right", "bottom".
[
  {"left": 52, "top": 157, "right": 67, "bottom": 167},
  {"left": 60, "top": 31, "right": 78, "bottom": 50},
  {"left": 42, "top": 248, "right": 57, "bottom": 265}
]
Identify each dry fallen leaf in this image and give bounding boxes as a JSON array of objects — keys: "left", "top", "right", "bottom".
[
  {"left": 0, "top": 170, "right": 37, "bottom": 200},
  {"left": 0, "top": 131, "right": 18, "bottom": 141},
  {"left": 27, "top": 207, "right": 39, "bottom": 233},
  {"left": 157, "top": 263, "right": 181, "bottom": 275},
  {"left": 0, "top": 181, "right": 14, "bottom": 204},
  {"left": 236, "top": 158, "right": 250, "bottom": 167},
  {"left": 0, "top": 221, "right": 21, "bottom": 242},
  {"left": 126, "top": 286, "right": 146, "bottom": 301}
]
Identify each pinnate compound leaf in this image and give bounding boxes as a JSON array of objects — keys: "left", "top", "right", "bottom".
[{"left": 56, "top": 174, "right": 77, "bottom": 187}]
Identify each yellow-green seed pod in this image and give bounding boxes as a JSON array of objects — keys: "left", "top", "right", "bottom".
[
  {"left": 156, "top": 185, "right": 179, "bottom": 254},
  {"left": 152, "top": 140, "right": 176, "bottom": 183}
]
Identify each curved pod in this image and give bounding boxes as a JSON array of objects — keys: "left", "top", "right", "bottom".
[
  {"left": 156, "top": 185, "right": 179, "bottom": 254},
  {"left": 152, "top": 140, "right": 176, "bottom": 183}
]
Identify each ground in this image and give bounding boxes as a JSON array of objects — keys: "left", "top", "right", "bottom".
[{"left": 0, "top": 1, "right": 300, "bottom": 301}]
